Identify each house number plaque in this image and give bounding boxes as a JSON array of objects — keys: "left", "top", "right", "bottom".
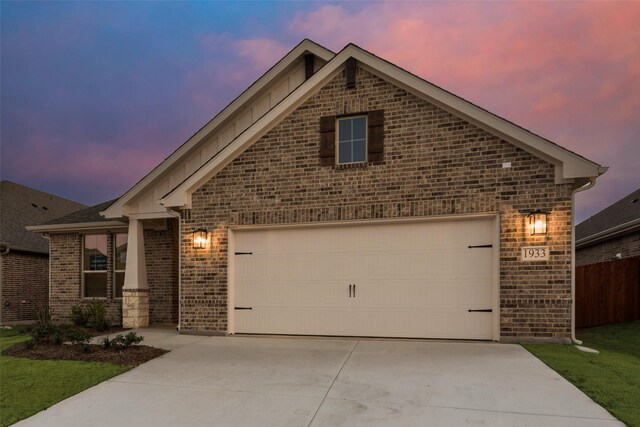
[{"left": 521, "top": 246, "right": 549, "bottom": 261}]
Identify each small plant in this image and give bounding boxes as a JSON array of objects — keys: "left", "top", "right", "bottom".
[
  {"left": 110, "top": 332, "right": 144, "bottom": 348},
  {"left": 25, "top": 338, "right": 35, "bottom": 349},
  {"left": 35, "top": 305, "right": 52, "bottom": 329},
  {"left": 65, "top": 327, "right": 92, "bottom": 346},
  {"left": 52, "top": 331, "right": 64, "bottom": 345},
  {"left": 87, "top": 299, "right": 109, "bottom": 332},
  {"left": 102, "top": 337, "right": 111, "bottom": 349},
  {"left": 70, "top": 305, "right": 90, "bottom": 327},
  {"left": 81, "top": 343, "right": 92, "bottom": 353},
  {"left": 31, "top": 305, "right": 56, "bottom": 342}
]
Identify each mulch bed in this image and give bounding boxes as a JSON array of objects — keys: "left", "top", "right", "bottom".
[{"left": 4, "top": 343, "right": 168, "bottom": 367}]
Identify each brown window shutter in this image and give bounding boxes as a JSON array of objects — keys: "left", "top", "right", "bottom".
[
  {"left": 368, "top": 110, "right": 384, "bottom": 162},
  {"left": 319, "top": 115, "right": 336, "bottom": 166}
]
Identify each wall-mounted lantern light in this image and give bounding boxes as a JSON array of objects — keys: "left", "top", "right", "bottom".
[
  {"left": 527, "top": 210, "right": 548, "bottom": 236},
  {"left": 192, "top": 228, "right": 208, "bottom": 249}
]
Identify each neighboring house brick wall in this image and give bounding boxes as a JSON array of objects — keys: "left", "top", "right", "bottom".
[
  {"left": 181, "top": 67, "right": 573, "bottom": 341},
  {"left": 1, "top": 251, "right": 49, "bottom": 323},
  {"left": 576, "top": 231, "right": 640, "bottom": 267},
  {"left": 49, "top": 221, "right": 178, "bottom": 324}
]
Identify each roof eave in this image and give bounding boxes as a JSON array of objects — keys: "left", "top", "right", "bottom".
[
  {"left": 576, "top": 218, "right": 640, "bottom": 248},
  {"left": 26, "top": 221, "right": 128, "bottom": 234}
]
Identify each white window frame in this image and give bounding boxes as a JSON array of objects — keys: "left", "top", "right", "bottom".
[
  {"left": 113, "top": 233, "right": 127, "bottom": 299},
  {"left": 336, "top": 115, "right": 368, "bottom": 164},
  {"left": 82, "top": 234, "right": 108, "bottom": 299}
]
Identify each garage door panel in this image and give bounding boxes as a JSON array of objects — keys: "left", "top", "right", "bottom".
[{"left": 233, "top": 218, "right": 494, "bottom": 340}]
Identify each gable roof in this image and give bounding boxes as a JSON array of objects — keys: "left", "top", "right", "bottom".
[
  {"left": 0, "top": 181, "right": 87, "bottom": 253},
  {"left": 102, "top": 39, "right": 335, "bottom": 219},
  {"left": 576, "top": 187, "right": 640, "bottom": 247},
  {"left": 160, "top": 42, "right": 606, "bottom": 209}
]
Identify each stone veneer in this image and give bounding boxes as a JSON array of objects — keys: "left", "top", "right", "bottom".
[
  {"left": 180, "top": 65, "right": 574, "bottom": 341},
  {"left": 48, "top": 220, "right": 178, "bottom": 325},
  {"left": 576, "top": 231, "right": 640, "bottom": 267},
  {"left": 1, "top": 251, "right": 49, "bottom": 323}
]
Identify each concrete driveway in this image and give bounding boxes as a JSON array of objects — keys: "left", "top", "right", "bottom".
[{"left": 17, "top": 329, "right": 623, "bottom": 427}]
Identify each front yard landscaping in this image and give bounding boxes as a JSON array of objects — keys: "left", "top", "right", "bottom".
[
  {"left": 524, "top": 321, "right": 640, "bottom": 427},
  {"left": 0, "top": 303, "right": 168, "bottom": 426}
]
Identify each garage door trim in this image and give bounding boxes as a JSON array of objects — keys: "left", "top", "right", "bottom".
[{"left": 227, "top": 213, "right": 500, "bottom": 340}]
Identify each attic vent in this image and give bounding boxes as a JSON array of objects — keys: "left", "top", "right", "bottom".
[
  {"left": 304, "top": 54, "right": 314, "bottom": 80},
  {"left": 631, "top": 198, "right": 639, "bottom": 204}
]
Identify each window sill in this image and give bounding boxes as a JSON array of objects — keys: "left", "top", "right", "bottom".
[{"left": 334, "top": 161, "right": 372, "bottom": 170}]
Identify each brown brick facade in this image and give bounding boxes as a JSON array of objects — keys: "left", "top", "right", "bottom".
[
  {"left": 48, "top": 220, "right": 178, "bottom": 325},
  {"left": 576, "top": 231, "right": 640, "bottom": 267},
  {"left": 180, "top": 66, "right": 574, "bottom": 341},
  {"left": 1, "top": 251, "right": 49, "bottom": 323}
]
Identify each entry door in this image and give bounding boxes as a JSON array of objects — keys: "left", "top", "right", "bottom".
[{"left": 232, "top": 218, "right": 495, "bottom": 339}]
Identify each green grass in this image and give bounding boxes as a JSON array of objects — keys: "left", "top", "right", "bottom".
[
  {"left": 523, "top": 321, "right": 640, "bottom": 427},
  {"left": 0, "top": 327, "right": 130, "bottom": 427}
]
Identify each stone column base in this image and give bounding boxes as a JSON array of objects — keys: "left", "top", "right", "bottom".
[{"left": 122, "top": 289, "right": 149, "bottom": 328}]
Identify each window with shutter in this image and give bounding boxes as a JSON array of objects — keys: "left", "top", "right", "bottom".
[{"left": 319, "top": 110, "right": 384, "bottom": 166}]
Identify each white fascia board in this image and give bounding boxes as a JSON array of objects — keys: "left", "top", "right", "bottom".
[
  {"left": 26, "top": 221, "right": 128, "bottom": 233},
  {"left": 102, "top": 40, "right": 335, "bottom": 219},
  {"left": 350, "top": 49, "right": 603, "bottom": 182},
  {"left": 163, "top": 44, "right": 605, "bottom": 209}
]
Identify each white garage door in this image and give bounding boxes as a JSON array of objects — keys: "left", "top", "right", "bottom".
[{"left": 232, "top": 217, "right": 495, "bottom": 340}]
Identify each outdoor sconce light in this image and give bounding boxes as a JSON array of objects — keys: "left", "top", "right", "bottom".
[
  {"left": 192, "top": 228, "right": 208, "bottom": 249},
  {"left": 528, "top": 210, "right": 548, "bottom": 236}
]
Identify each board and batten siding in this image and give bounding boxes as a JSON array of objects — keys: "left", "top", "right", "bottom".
[
  {"left": 131, "top": 58, "right": 323, "bottom": 215},
  {"left": 181, "top": 65, "right": 573, "bottom": 342}
]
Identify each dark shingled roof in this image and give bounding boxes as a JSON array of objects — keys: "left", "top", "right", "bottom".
[
  {"left": 576, "top": 187, "right": 640, "bottom": 241},
  {"left": 1, "top": 181, "right": 87, "bottom": 254},
  {"left": 42, "top": 199, "right": 117, "bottom": 226}
]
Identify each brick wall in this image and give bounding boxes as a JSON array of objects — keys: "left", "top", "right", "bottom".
[
  {"left": 1, "top": 251, "right": 49, "bottom": 323},
  {"left": 48, "top": 220, "right": 178, "bottom": 325},
  {"left": 576, "top": 231, "right": 640, "bottom": 266},
  {"left": 181, "top": 66, "right": 574, "bottom": 341}
]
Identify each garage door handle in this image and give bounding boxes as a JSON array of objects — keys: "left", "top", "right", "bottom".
[
  {"left": 349, "top": 284, "right": 352, "bottom": 297},
  {"left": 353, "top": 284, "right": 356, "bottom": 298},
  {"left": 235, "top": 307, "right": 253, "bottom": 310},
  {"left": 468, "top": 309, "right": 492, "bottom": 312}
]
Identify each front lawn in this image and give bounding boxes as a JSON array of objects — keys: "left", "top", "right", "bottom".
[
  {"left": 0, "top": 327, "right": 129, "bottom": 427},
  {"left": 523, "top": 321, "right": 640, "bottom": 427}
]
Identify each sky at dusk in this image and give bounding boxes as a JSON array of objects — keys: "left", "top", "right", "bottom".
[{"left": 1, "top": 1, "right": 639, "bottom": 223}]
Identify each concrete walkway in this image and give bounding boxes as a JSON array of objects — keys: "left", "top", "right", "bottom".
[{"left": 17, "top": 329, "right": 623, "bottom": 427}]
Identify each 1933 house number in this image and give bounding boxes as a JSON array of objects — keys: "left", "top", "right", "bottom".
[{"left": 521, "top": 246, "right": 549, "bottom": 261}]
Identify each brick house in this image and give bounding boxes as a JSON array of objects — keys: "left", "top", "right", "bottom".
[
  {"left": 576, "top": 187, "right": 640, "bottom": 266},
  {"left": 1, "top": 181, "right": 86, "bottom": 323},
  {"left": 29, "top": 40, "right": 606, "bottom": 342}
]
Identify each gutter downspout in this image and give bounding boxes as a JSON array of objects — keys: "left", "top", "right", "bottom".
[
  {"left": 166, "top": 209, "right": 182, "bottom": 332},
  {"left": 571, "top": 179, "right": 597, "bottom": 345}
]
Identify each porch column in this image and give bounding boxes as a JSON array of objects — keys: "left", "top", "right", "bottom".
[{"left": 122, "top": 219, "right": 149, "bottom": 328}]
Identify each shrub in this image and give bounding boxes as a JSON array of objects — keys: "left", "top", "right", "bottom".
[
  {"left": 70, "top": 305, "right": 90, "bottom": 327},
  {"left": 102, "top": 337, "right": 111, "bottom": 349},
  {"left": 25, "top": 339, "right": 35, "bottom": 349},
  {"left": 110, "top": 332, "right": 144, "bottom": 348},
  {"left": 81, "top": 343, "right": 92, "bottom": 353},
  {"left": 65, "top": 327, "right": 92, "bottom": 346},
  {"left": 52, "top": 331, "right": 64, "bottom": 345},
  {"left": 35, "top": 305, "right": 52, "bottom": 329},
  {"left": 87, "top": 300, "right": 109, "bottom": 332}
]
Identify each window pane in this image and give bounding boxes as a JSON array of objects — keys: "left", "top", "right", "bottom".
[
  {"left": 115, "top": 234, "right": 127, "bottom": 271},
  {"left": 352, "top": 139, "right": 367, "bottom": 162},
  {"left": 339, "top": 141, "right": 352, "bottom": 163},
  {"left": 114, "top": 272, "right": 125, "bottom": 298},
  {"left": 84, "top": 273, "right": 107, "bottom": 298},
  {"left": 84, "top": 235, "right": 107, "bottom": 271},
  {"left": 338, "top": 119, "right": 351, "bottom": 142},
  {"left": 352, "top": 117, "right": 367, "bottom": 140}
]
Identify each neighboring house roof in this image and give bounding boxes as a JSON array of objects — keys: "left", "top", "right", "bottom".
[
  {"left": 576, "top": 187, "right": 640, "bottom": 248},
  {"left": 0, "top": 180, "right": 87, "bottom": 253},
  {"left": 26, "top": 199, "right": 127, "bottom": 233}
]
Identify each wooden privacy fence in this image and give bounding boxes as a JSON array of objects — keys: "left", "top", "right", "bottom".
[{"left": 576, "top": 256, "right": 640, "bottom": 328}]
